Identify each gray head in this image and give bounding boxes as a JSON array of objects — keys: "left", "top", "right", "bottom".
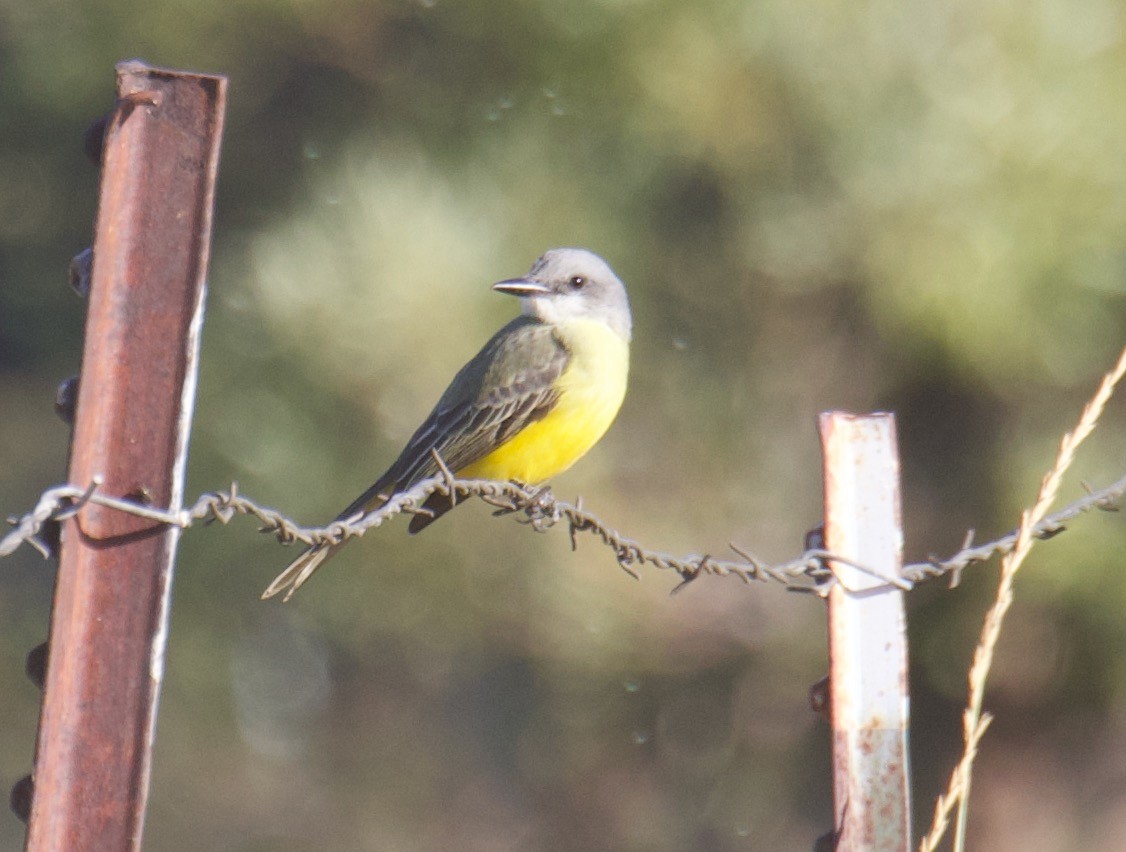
[{"left": 493, "top": 248, "right": 632, "bottom": 342}]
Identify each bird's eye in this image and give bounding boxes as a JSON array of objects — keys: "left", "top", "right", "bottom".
[{"left": 568, "top": 275, "right": 587, "bottom": 290}]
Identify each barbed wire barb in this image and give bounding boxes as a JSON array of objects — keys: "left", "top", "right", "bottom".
[
  {"left": 726, "top": 543, "right": 765, "bottom": 583},
  {"left": 429, "top": 448, "right": 458, "bottom": 510}
]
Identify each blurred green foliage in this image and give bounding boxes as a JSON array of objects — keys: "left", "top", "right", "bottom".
[{"left": 3, "top": 0, "right": 1126, "bottom": 849}]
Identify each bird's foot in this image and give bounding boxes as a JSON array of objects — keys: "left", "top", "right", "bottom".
[{"left": 514, "top": 483, "right": 560, "bottom": 532}]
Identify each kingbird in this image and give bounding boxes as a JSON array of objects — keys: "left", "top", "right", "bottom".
[{"left": 263, "top": 248, "right": 632, "bottom": 600}]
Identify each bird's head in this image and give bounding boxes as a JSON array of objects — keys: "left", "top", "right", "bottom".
[{"left": 494, "top": 248, "right": 632, "bottom": 342}]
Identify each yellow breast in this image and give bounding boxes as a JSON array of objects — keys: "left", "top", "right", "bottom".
[{"left": 458, "top": 318, "right": 629, "bottom": 484}]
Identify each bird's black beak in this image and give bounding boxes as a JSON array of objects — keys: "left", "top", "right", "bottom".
[{"left": 493, "top": 277, "right": 552, "bottom": 297}]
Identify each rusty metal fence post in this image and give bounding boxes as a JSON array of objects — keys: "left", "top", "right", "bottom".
[
  {"left": 24, "top": 61, "right": 226, "bottom": 852},
  {"left": 819, "top": 412, "right": 912, "bottom": 851}
]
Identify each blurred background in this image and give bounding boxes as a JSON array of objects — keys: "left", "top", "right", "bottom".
[{"left": 3, "top": 0, "right": 1126, "bottom": 849}]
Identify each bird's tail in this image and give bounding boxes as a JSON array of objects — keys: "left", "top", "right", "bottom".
[
  {"left": 263, "top": 478, "right": 396, "bottom": 601},
  {"left": 261, "top": 541, "right": 343, "bottom": 602}
]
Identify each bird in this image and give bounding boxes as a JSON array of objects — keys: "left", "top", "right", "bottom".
[{"left": 262, "top": 247, "right": 632, "bottom": 601}]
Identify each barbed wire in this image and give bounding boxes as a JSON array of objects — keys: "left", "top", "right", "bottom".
[
  {"left": 3, "top": 468, "right": 1123, "bottom": 595},
  {"left": 904, "top": 471, "right": 1124, "bottom": 585}
]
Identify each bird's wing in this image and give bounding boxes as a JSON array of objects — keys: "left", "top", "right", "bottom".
[{"left": 333, "top": 316, "right": 568, "bottom": 520}]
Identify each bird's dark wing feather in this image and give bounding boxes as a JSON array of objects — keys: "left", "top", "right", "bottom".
[{"left": 332, "top": 316, "right": 568, "bottom": 522}]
